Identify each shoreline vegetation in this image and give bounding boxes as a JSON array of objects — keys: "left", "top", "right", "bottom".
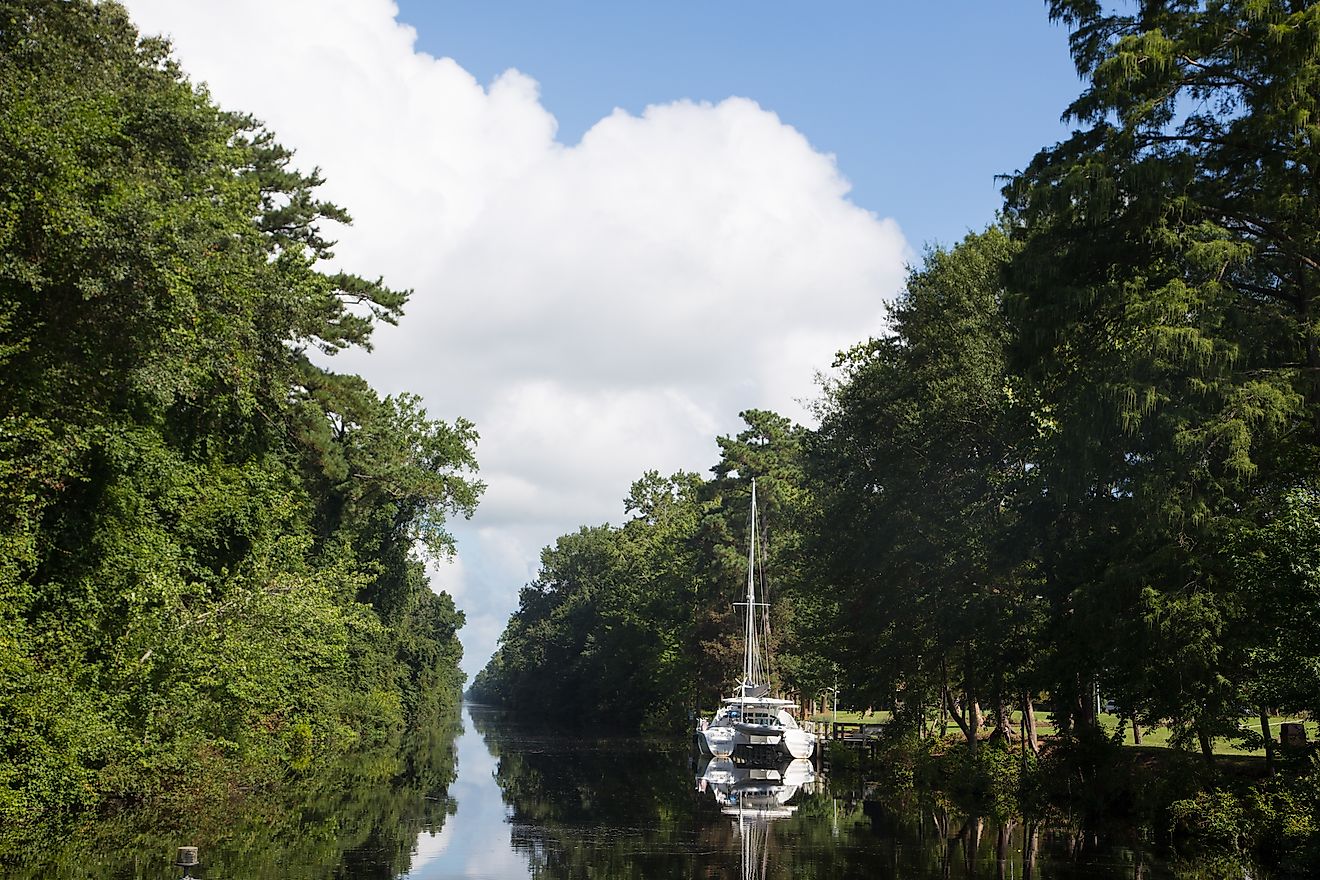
[
  {"left": 819, "top": 721, "right": 1320, "bottom": 877},
  {"left": 809, "top": 710, "right": 1320, "bottom": 758},
  {"left": 0, "top": 0, "right": 479, "bottom": 856}
]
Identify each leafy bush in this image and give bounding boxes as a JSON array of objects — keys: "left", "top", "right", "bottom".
[
  {"left": 1169, "top": 789, "right": 1249, "bottom": 852},
  {"left": 1167, "top": 772, "right": 1319, "bottom": 871},
  {"left": 926, "top": 739, "right": 1028, "bottom": 818}
]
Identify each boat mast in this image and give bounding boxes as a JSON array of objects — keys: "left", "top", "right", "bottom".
[{"left": 743, "top": 479, "right": 761, "bottom": 692}]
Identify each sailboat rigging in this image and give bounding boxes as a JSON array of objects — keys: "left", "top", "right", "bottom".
[{"left": 697, "top": 479, "right": 816, "bottom": 762}]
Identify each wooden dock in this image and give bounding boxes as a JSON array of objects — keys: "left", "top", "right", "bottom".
[
  {"left": 805, "top": 720, "right": 886, "bottom": 765},
  {"left": 806, "top": 720, "right": 885, "bottom": 742}
]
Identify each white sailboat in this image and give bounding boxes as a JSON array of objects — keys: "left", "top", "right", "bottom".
[{"left": 697, "top": 480, "right": 817, "bottom": 762}]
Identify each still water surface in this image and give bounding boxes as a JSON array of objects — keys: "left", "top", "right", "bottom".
[
  {"left": 18, "top": 703, "right": 1199, "bottom": 879},
  {"left": 402, "top": 704, "right": 1170, "bottom": 879}
]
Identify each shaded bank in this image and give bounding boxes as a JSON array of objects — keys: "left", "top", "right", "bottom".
[
  {"left": 1, "top": 707, "right": 461, "bottom": 880},
  {"left": 826, "top": 724, "right": 1320, "bottom": 877}
]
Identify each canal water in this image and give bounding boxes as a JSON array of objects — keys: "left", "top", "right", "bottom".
[{"left": 10, "top": 703, "right": 1230, "bottom": 879}]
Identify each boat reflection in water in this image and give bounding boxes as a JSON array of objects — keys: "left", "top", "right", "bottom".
[
  {"left": 696, "top": 756, "right": 819, "bottom": 819},
  {"left": 696, "top": 757, "right": 820, "bottom": 880}
]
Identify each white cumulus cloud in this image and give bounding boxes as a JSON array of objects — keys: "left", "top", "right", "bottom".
[{"left": 121, "top": 0, "right": 910, "bottom": 677}]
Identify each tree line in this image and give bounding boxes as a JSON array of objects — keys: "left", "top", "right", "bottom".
[
  {"left": 469, "top": 412, "right": 819, "bottom": 728},
  {"left": 473, "top": 0, "right": 1320, "bottom": 770},
  {"left": 0, "top": 0, "right": 480, "bottom": 846}
]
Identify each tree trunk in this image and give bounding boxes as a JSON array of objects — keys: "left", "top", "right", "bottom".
[
  {"left": 999, "top": 696, "right": 1014, "bottom": 744},
  {"left": 1023, "top": 692, "right": 1039, "bottom": 754},
  {"left": 1132, "top": 718, "right": 1142, "bottom": 745},
  {"left": 990, "top": 696, "right": 1013, "bottom": 746},
  {"left": 1076, "top": 676, "right": 1097, "bottom": 728},
  {"left": 1197, "top": 726, "right": 1215, "bottom": 765},
  {"left": 962, "top": 816, "right": 983, "bottom": 874},
  {"left": 963, "top": 652, "right": 981, "bottom": 754},
  {"left": 945, "top": 686, "right": 972, "bottom": 743},
  {"left": 1065, "top": 679, "right": 1083, "bottom": 734},
  {"left": 1259, "top": 705, "right": 1275, "bottom": 775},
  {"left": 939, "top": 678, "right": 950, "bottom": 738},
  {"left": 1020, "top": 701, "right": 1028, "bottom": 766},
  {"left": 941, "top": 658, "right": 962, "bottom": 742},
  {"left": 989, "top": 673, "right": 1013, "bottom": 747}
]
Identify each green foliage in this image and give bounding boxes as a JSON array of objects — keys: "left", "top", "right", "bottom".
[
  {"left": 694, "top": 410, "right": 824, "bottom": 707},
  {"left": 836, "top": 732, "right": 1030, "bottom": 820},
  {"left": 926, "top": 740, "right": 1028, "bottom": 820},
  {"left": 807, "top": 227, "right": 1044, "bottom": 741},
  {"left": 823, "top": 739, "right": 862, "bottom": 773},
  {"left": 1224, "top": 484, "right": 1320, "bottom": 723},
  {"left": 1170, "top": 789, "right": 1252, "bottom": 852},
  {"left": 1004, "top": 0, "right": 1320, "bottom": 750},
  {"left": 473, "top": 471, "right": 703, "bottom": 730},
  {"left": 1170, "top": 779, "right": 1316, "bottom": 860},
  {"left": 0, "top": 0, "right": 478, "bottom": 848}
]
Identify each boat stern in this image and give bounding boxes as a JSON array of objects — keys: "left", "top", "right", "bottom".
[
  {"left": 781, "top": 728, "right": 816, "bottom": 760},
  {"left": 702, "top": 725, "right": 736, "bottom": 758}
]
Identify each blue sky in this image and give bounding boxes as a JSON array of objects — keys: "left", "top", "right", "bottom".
[
  {"left": 128, "top": 0, "right": 1091, "bottom": 677},
  {"left": 395, "top": 1, "right": 1083, "bottom": 251}
]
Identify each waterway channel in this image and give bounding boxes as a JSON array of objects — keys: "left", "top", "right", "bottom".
[{"left": 11, "top": 703, "right": 1236, "bottom": 879}]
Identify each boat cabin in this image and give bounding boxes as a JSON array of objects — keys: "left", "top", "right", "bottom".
[{"left": 714, "top": 700, "right": 801, "bottom": 730}]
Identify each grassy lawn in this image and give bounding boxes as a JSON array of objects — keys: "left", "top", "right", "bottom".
[
  {"left": 808, "top": 709, "right": 892, "bottom": 724},
  {"left": 806, "top": 709, "right": 1318, "bottom": 757},
  {"left": 1093, "top": 713, "right": 1319, "bottom": 756}
]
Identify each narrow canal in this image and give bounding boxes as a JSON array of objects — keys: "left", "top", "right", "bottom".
[{"left": 11, "top": 703, "right": 1228, "bottom": 879}]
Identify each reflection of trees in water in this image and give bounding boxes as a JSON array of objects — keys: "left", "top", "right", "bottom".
[
  {"left": 6, "top": 708, "right": 462, "bottom": 880},
  {"left": 471, "top": 707, "right": 701, "bottom": 879},
  {"left": 473, "top": 709, "right": 1174, "bottom": 880},
  {"left": 699, "top": 776, "right": 1168, "bottom": 880},
  {"left": 856, "top": 796, "right": 1164, "bottom": 880},
  {"left": 476, "top": 713, "right": 813, "bottom": 880}
]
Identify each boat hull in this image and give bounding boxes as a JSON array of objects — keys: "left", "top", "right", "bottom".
[
  {"left": 780, "top": 727, "right": 816, "bottom": 760},
  {"left": 701, "top": 726, "right": 736, "bottom": 758}
]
